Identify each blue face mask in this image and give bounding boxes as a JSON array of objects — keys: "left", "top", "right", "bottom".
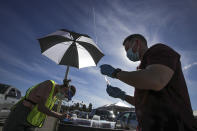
[
  {"left": 56, "top": 89, "right": 73, "bottom": 101},
  {"left": 126, "top": 48, "right": 140, "bottom": 62},
  {"left": 67, "top": 88, "right": 73, "bottom": 101}
]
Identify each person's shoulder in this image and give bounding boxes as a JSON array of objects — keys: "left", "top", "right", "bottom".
[
  {"left": 41, "top": 80, "right": 53, "bottom": 86},
  {"left": 147, "top": 43, "right": 179, "bottom": 57},
  {"left": 150, "top": 43, "right": 171, "bottom": 51},
  {"left": 37, "top": 80, "right": 54, "bottom": 90},
  {"left": 31, "top": 80, "right": 54, "bottom": 98}
]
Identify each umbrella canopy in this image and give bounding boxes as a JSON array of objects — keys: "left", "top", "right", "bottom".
[{"left": 38, "top": 29, "right": 104, "bottom": 69}]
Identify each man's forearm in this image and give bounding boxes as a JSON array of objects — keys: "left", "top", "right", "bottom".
[
  {"left": 116, "top": 69, "right": 160, "bottom": 91},
  {"left": 125, "top": 95, "right": 135, "bottom": 106},
  {"left": 48, "top": 110, "right": 62, "bottom": 119},
  {"left": 38, "top": 104, "right": 61, "bottom": 119}
]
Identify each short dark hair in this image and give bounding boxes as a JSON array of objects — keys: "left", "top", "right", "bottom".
[{"left": 123, "top": 34, "right": 147, "bottom": 46}]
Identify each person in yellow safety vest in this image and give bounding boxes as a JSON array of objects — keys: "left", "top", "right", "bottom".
[{"left": 3, "top": 79, "right": 76, "bottom": 131}]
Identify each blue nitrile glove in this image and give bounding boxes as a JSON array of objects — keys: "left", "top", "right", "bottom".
[
  {"left": 106, "top": 85, "right": 126, "bottom": 101},
  {"left": 100, "top": 64, "right": 115, "bottom": 78}
]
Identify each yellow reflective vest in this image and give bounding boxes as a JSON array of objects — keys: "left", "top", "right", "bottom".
[{"left": 25, "top": 80, "right": 57, "bottom": 127}]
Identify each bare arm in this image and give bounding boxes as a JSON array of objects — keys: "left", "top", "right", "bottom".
[
  {"left": 116, "top": 64, "right": 174, "bottom": 91},
  {"left": 37, "top": 99, "right": 62, "bottom": 119}
]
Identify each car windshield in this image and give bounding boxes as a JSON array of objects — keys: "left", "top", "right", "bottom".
[
  {"left": 0, "top": 84, "right": 9, "bottom": 94},
  {"left": 96, "top": 110, "right": 110, "bottom": 116}
]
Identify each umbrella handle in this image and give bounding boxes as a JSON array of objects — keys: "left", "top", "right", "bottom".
[
  {"left": 57, "top": 66, "right": 70, "bottom": 113},
  {"left": 63, "top": 66, "right": 70, "bottom": 86}
]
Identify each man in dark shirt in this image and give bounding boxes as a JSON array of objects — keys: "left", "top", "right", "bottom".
[{"left": 100, "top": 34, "right": 197, "bottom": 131}]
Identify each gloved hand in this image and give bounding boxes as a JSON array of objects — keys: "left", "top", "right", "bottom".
[
  {"left": 106, "top": 85, "right": 126, "bottom": 101},
  {"left": 100, "top": 64, "right": 115, "bottom": 78},
  {"left": 63, "top": 79, "right": 71, "bottom": 87}
]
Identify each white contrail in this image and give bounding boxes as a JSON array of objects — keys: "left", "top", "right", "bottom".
[
  {"left": 183, "top": 62, "right": 197, "bottom": 71},
  {"left": 93, "top": 7, "right": 98, "bottom": 44}
]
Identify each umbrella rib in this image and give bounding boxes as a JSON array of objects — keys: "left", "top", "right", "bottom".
[
  {"left": 62, "top": 42, "right": 88, "bottom": 50},
  {"left": 58, "top": 42, "right": 85, "bottom": 50}
]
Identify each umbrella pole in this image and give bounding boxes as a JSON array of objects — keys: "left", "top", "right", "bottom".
[
  {"left": 57, "top": 66, "right": 70, "bottom": 113},
  {"left": 64, "top": 66, "right": 70, "bottom": 80}
]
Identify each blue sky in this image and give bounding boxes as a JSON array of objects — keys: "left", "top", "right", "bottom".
[{"left": 0, "top": 0, "right": 197, "bottom": 109}]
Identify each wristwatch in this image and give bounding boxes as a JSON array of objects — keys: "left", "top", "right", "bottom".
[{"left": 112, "top": 68, "right": 122, "bottom": 78}]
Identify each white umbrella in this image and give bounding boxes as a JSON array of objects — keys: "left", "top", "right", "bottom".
[
  {"left": 38, "top": 29, "right": 104, "bottom": 69},
  {"left": 38, "top": 29, "right": 104, "bottom": 112}
]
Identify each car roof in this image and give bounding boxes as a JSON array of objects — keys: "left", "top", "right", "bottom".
[{"left": 0, "top": 83, "right": 11, "bottom": 87}]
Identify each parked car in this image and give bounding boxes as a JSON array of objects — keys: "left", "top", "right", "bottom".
[
  {"left": 78, "top": 111, "right": 89, "bottom": 119},
  {"left": 115, "top": 111, "right": 138, "bottom": 130},
  {"left": 0, "top": 83, "right": 22, "bottom": 124},
  {"left": 89, "top": 109, "right": 116, "bottom": 121},
  {"left": 71, "top": 110, "right": 81, "bottom": 117}
]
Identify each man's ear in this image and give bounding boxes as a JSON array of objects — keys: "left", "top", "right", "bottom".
[
  {"left": 133, "top": 40, "right": 139, "bottom": 53},
  {"left": 136, "top": 39, "right": 142, "bottom": 50},
  {"left": 63, "top": 87, "right": 68, "bottom": 93}
]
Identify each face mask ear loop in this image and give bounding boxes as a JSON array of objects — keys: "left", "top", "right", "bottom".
[
  {"left": 136, "top": 40, "right": 142, "bottom": 59},
  {"left": 131, "top": 39, "right": 139, "bottom": 52},
  {"left": 135, "top": 40, "right": 140, "bottom": 51},
  {"left": 129, "top": 40, "right": 135, "bottom": 52}
]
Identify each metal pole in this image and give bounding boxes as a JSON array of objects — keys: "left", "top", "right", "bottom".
[
  {"left": 54, "top": 66, "right": 70, "bottom": 131},
  {"left": 57, "top": 66, "right": 70, "bottom": 113},
  {"left": 65, "top": 66, "right": 70, "bottom": 80}
]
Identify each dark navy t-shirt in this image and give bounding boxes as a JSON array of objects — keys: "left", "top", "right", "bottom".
[{"left": 135, "top": 44, "right": 196, "bottom": 130}]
